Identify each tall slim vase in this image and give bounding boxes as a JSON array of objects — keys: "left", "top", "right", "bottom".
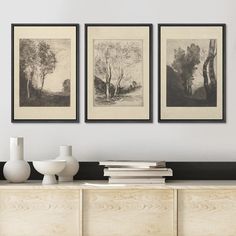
[{"left": 3, "top": 137, "right": 31, "bottom": 183}]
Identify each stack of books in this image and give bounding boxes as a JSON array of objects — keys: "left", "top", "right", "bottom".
[{"left": 99, "top": 161, "right": 172, "bottom": 184}]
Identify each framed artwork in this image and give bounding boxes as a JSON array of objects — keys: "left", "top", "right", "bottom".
[
  {"left": 158, "top": 24, "right": 226, "bottom": 122},
  {"left": 85, "top": 24, "right": 152, "bottom": 122},
  {"left": 12, "top": 24, "right": 79, "bottom": 122}
]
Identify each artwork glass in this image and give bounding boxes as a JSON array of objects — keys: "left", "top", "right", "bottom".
[
  {"left": 12, "top": 24, "right": 78, "bottom": 122},
  {"left": 159, "top": 24, "right": 225, "bottom": 122},
  {"left": 86, "top": 24, "right": 152, "bottom": 122}
]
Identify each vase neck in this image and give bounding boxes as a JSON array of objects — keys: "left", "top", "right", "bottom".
[
  {"left": 60, "top": 146, "right": 72, "bottom": 156},
  {"left": 10, "top": 137, "right": 24, "bottom": 161}
]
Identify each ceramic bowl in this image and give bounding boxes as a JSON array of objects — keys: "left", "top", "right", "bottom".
[{"left": 33, "top": 160, "right": 66, "bottom": 185}]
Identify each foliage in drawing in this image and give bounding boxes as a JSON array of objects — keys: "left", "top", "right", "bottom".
[
  {"left": 167, "top": 39, "right": 217, "bottom": 107},
  {"left": 19, "top": 39, "right": 71, "bottom": 107}
]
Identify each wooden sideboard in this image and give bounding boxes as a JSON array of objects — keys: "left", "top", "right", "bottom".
[{"left": 1, "top": 180, "right": 236, "bottom": 236}]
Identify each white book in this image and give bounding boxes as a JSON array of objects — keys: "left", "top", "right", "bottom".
[
  {"left": 99, "top": 161, "right": 165, "bottom": 168},
  {"left": 110, "top": 176, "right": 163, "bottom": 179},
  {"left": 104, "top": 168, "right": 172, "bottom": 177},
  {"left": 109, "top": 178, "right": 165, "bottom": 184},
  {"left": 108, "top": 167, "right": 169, "bottom": 171}
]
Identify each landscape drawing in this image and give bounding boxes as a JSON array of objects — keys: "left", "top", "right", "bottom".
[
  {"left": 93, "top": 39, "right": 143, "bottom": 107},
  {"left": 19, "top": 39, "right": 71, "bottom": 107},
  {"left": 166, "top": 39, "right": 217, "bottom": 107}
]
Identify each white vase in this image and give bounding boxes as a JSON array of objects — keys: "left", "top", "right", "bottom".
[
  {"left": 56, "top": 145, "right": 79, "bottom": 182},
  {"left": 3, "top": 137, "right": 31, "bottom": 183}
]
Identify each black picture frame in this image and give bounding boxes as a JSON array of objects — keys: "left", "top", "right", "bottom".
[
  {"left": 12, "top": 24, "right": 79, "bottom": 123},
  {"left": 85, "top": 24, "right": 153, "bottom": 123},
  {"left": 158, "top": 24, "right": 226, "bottom": 123}
]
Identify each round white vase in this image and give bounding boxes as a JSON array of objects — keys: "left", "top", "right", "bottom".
[
  {"left": 56, "top": 145, "right": 79, "bottom": 182},
  {"left": 3, "top": 137, "right": 31, "bottom": 183}
]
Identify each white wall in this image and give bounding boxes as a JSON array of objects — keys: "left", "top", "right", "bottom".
[{"left": 0, "top": 0, "right": 235, "bottom": 161}]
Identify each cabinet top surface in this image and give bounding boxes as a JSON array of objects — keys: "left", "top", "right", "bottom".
[{"left": 1, "top": 180, "right": 236, "bottom": 189}]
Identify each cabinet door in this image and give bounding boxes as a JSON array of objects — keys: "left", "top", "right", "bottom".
[
  {"left": 178, "top": 190, "right": 236, "bottom": 236},
  {"left": 0, "top": 189, "right": 80, "bottom": 236},
  {"left": 83, "top": 189, "right": 174, "bottom": 236}
]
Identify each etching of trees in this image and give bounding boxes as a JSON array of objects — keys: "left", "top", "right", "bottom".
[
  {"left": 38, "top": 41, "right": 56, "bottom": 94},
  {"left": 94, "top": 41, "right": 142, "bottom": 101},
  {"left": 172, "top": 44, "right": 201, "bottom": 96},
  {"left": 20, "top": 39, "right": 37, "bottom": 99},
  {"left": 20, "top": 39, "right": 57, "bottom": 100},
  {"left": 94, "top": 43, "right": 113, "bottom": 101}
]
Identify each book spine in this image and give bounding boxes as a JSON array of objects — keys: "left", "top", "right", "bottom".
[
  {"left": 99, "top": 161, "right": 166, "bottom": 167},
  {"left": 104, "top": 170, "right": 172, "bottom": 177},
  {"left": 109, "top": 178, "right": 165, "bottom": 184},
  {"left": 107, "top": 168, "right": 168, "bottom": 171}
]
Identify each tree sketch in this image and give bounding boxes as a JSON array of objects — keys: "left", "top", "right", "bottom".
[
  {"left": 38, "top": 41, "right": 57, "bottom": 95},
  {"left": 93, "top": 40, "right": 143, "bottom": 107},
  {"left": 166, "top": 39, "right": 217, "bottom": 107},
  {"left": 19, "top": 39, "right": 71, "bottom": 107}
]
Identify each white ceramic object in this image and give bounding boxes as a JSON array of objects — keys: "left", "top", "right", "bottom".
[
  {"left": 3, "top": 137, "right": 31, "bottom": 183},
  {"left": 33, "top": 160, "right": 66, "bottom": 185},
  {"left": 56, "top": 146, "right": 79, "bottom": 182}
]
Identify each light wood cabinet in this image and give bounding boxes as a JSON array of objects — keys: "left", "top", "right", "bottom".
[
  {"left": 0, "top": 189, "right": 80, "bottom": 236},
  {"left": 83, "top": 189, "right": 174, "bottom": 236},
  {"left": 0, "top": 181, "right": 236, "bottom": 236},
  {"left": 178, "top": 190, "right": 236, "bottom": 236}
]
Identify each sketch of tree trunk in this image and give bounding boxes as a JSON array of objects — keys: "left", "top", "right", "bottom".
[
  {"left": 114, "top": 67, "right": 124, "bottom": 96},
  {"left": 105, "top": 62, "right": 112, "bottom": 101},
  {"left": 184, "top": 78, "right": 193, "bottom": 96},
  {"left": 208, "top": 39, "right": 216, "bottom": 86},
  {"left": 27, "top": 79, "right": 30, "bottom": 98},
  {"left": 40, "top": 74, "right": 46, "bottom": 95},
  {"left": 203, "top": 39, "right": 217, "bottom": 104},
  {"left": 203, "top": 56, "right": 211, "bottom": 97},
  {"left": 27, "top": 71, "right": 34, "bottom": 99},
  {"left": 24, "top": 66, "right": 34, "bottom": 99}
]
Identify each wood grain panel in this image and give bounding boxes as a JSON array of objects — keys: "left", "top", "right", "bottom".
[
  {"left": 83, "top": 189, "right": 174, "bottom": 236},
  {"left": 178, "top": 190, "right": 236, "bottom": 236},
  {"left": 0, "top": 189, "right": 80, "bottom": 236}
]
